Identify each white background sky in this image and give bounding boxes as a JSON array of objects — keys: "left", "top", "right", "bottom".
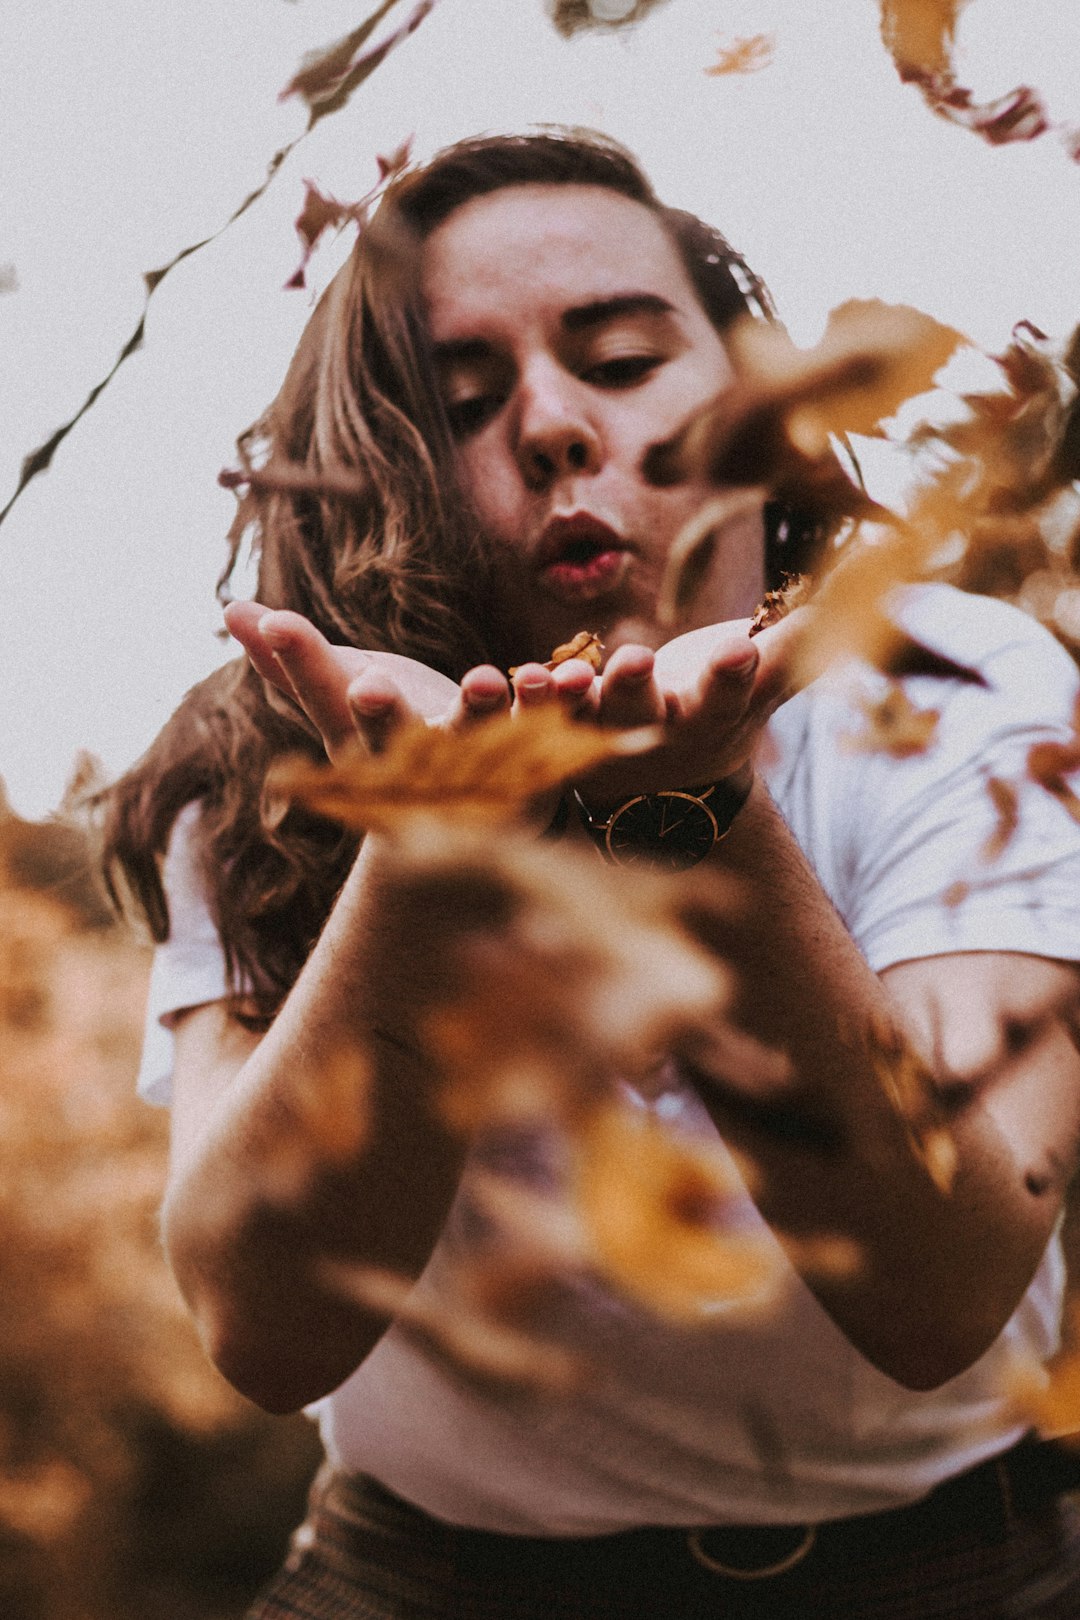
[{"left": 1, "top": 0, "right": 1078, "bottom": 817}]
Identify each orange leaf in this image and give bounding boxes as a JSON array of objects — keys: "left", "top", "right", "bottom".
[
  {"left": 705, "top": 33, "right": 775, "bottom": 77},
  {"left": 845, "top": 682, "right": 941, "bottom": 759},
  {"left": 577, "top": 1103, "right": 779, "bottom": 1320},
  {"left": 270, "top": 706, "right": 659, "bottom": 834}
]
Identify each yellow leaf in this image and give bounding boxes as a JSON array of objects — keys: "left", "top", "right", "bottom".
[
  {"left": 705, "top": 33, "right": 775, "bottom": 77},
  {"left": 577, "top": 1103, "right": 779, "bottom": 1321},
  {"left": 270, "top": 706, "right": 658, "bottom": 833}
]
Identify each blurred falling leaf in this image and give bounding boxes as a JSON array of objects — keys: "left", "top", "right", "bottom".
[
  {"left": 706, "top": 33, "right": 775, "bottom": 77},
  {"left": 657, "top": 490, "right": 768, "bottom": 630},
  {"left": 868, "top": 1017, "right": 957, "bottom": 1192},
  {"left": 271, "top": 706, "right": 658, "bottom": 833},
  {"left": 325, "top": 1261, "right": 587, "bottom": 1392},
  {"left": 0, "top": 263, "right": 17, "bottom": 295},
  {"left": 1008, "top": 1303, "right": 1080, "bottom": 1440},
  {"left": 879, "top": 0, "right": 1068, "bottom": 156},
  {"left": 845, "top": 682, "right": 941, "bottom": 758},
  {"left": 648, "top": 302, "right": 963, "bottom": 526},
  {"left": 982, "top": 775, "right": 1020, "bottom": 862},
  {"left": 0, "top": 2, "right": 430, "bottom": 528},
  {"left": 576, "top": 1103, "right": 779, "bottom": 1320},
  {"left": 382, "top": 830, "right": 733, "bottom": 1130},
  {"left": 1028, "top": 697, "right": 1080, "bottom": 824},
  {"left": 283, "top": 0, "right": 438, "bottom": 130},
  {"left": 880, "top": 0, "right": 967, "bottom": 80},
  {"left": 285, "top": 181, "right": 364, "bottom": 290},
  {"left": 547, "top": 0, "right": 673, "bottom": 37},
  {"left": 219, "top": 458, "right": 371, "bottom": 501}
]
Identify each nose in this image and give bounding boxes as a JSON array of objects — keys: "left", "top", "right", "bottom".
[{"left": 513, "top": 362, "right": 602, "bottom": 490}]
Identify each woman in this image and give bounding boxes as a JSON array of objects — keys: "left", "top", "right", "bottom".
[{"left": 108, "top": 132, "right": 1080, "bottom": 1616}]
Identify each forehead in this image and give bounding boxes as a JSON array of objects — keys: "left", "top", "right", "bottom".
[{"left": 420, "top": 183, "right": 703, "bottom": 336}]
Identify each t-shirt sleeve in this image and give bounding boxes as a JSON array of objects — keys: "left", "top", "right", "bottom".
[
  {"left": 135, "top": 801, "right": 230, "bottom": 1107},
  {"left": 823, "top": 593, "right": 1080, "bottom": 973}
]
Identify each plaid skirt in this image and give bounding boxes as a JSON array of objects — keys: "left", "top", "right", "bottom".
[{"left": 246, "top": 1438, "right": 1080, "bottom": 1619}]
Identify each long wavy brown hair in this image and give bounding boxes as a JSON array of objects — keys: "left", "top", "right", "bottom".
[{"left": 101, "top": 131, "right": 802, "bottom": 1019}]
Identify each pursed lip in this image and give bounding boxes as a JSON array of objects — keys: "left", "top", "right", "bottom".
[{"left": 534, "top": 513, "right": 630, "bottom": 571}]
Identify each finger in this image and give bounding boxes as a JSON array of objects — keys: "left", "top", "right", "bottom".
[
  {"left": 453, "top": 665, "right": 512, "bottom": 728},
  {"left": 511, "top": 663, "right": 556, "bottom": 711},
  {"left": 692, "top": 637, "right": 760, "bottom": 727},
  {"left": 598, "top": 644, "right": 666, "bottom": 728},
  {"left": 224, "top": 599, "right": 294, "bottom": 694},
  {"left": 346, "top": 668, "right": 413, "bottom": 756},
  {"left": 550, "top": 658, "right": 597, "bottom": 716},
  {"left": 258, "top": 610, "right": 368, "bottom": 756},
  {"left": 750, "top": 607, "right": 811, "bottom": 712}
]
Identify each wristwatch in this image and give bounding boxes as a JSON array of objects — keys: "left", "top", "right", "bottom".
[{"left": 573, "top": 777, "right": 752, "bottom": 870}]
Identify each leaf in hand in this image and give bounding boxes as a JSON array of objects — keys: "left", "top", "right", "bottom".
[
  {"left": 749, "top": 574, "right": 813, "bottom": 637},
  {"left": 509, "top": 631, "right": 604, "bottom": 679},
  {"left": 705, "top": 34, "right": 775, "bottom": 76},
  {"left": 272, "top": 706, "right": 657, "bottom": 834},
  {"left": 845, "top": 682, "right": 941, "bottom": 759}
]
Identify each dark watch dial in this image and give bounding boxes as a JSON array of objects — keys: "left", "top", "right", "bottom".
[{"left": 605, "top": 792, "right": 719, "bottom": 870}]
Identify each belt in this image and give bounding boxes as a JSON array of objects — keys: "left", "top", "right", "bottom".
[
  {"left": 343, "top": 1435, "right": 1080, "bottom": 1587},
  {"left": 684, "top": 1433, "right": 1080, "bottom": 1582}
]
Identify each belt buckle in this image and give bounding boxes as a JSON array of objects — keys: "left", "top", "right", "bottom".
[{"left": 686, "top": 1522, "right": 817, "bottom": 1581}]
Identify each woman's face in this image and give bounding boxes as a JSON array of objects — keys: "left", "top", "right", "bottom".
[{"left": 420, "top": 183, "right": 765, "bottom": 661}]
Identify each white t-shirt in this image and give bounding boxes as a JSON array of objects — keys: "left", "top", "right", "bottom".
[{"left": 138, "top": 587, "right": 1080, "bottom": 1533}]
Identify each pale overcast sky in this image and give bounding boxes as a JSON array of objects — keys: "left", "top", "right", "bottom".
[{"left": 1, "top": 0, "right": 1078, "bottom": 816}]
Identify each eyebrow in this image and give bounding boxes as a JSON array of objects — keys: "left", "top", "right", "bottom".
[
  {"left": 431, "top": 292, "right": 679, "bottom": 366},
  {"left": 561, "top": 292, "right": 677, "bottom": 333}
]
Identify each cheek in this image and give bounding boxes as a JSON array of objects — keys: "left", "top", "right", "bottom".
[{"left": 455, "top": 440, "right": 525, "bottom": 544}]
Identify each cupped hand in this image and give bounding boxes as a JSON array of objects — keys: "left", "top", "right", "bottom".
[
  {"left": 224, "top": 600, "right": 598, "bottom": 765},
  {"left": 575, "top": 608, "right": 807, "bottom": 805}
]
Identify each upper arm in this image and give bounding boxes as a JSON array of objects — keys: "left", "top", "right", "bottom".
[
  {"left": 881, "top": 951, "right": 1080, "bottom": 1229},
  {"left": 168, "top": 1001, "right": 262, "bottom": 1180}
]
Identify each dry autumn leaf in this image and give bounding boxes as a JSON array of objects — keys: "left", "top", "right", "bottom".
[
  {"left": 576, "top": 1102, "right": 780, "bottom": 1321},
  {"left": 509, "top": 630, "right": 604, "bottom": 679},
  {"left": 1028, "top": 696, "right": 1080, "bottom": 824},
  {"left": 845, "top": 682, "right": 941, "bottom": 759},
  {"left": 706, "top": 33, "right": 775, "bottom": 77},
  {"left": 324, "top": 1261, "right": 587, "bottom": 1393},
  {"left": 879, "top": 0, "right": 1070, "bottom": 157},
  {"left": 270, "top": 705, "right": 658, "bottom": 833},
  {"left": 868, "top": 1017, "right": 957, "bottom": 1193},
  {"left": 547, "top": 0, "right": 673, "bottom": 38},
  {"left": 403, "top": 834, "right": 733, "bottom": 1131},
  {"left": 982, "top": 775, "right": 1020, "bottom": 862},
  {"left": 657, "top": 490, "right": 769, "bottom": 630},
  {"left": 647, "top": 302, "right": 964, "bottom": 534},
  {"left": 749, "top": 574, "right": 813, "bottom": 637}
]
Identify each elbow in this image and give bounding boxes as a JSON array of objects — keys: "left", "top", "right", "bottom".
[{"left": 859, "top": 1311, "right": 1009, "bottom": 1393}]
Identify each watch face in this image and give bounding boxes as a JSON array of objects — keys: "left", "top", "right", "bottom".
[{"left": 605, "top": 793, "right": 719, "bottom": 870}]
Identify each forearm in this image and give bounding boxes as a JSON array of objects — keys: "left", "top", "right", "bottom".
[
  {"left": 687, "top": 776, "right": 1065, "bottom": 1388},
  {"left": 163, "top": 837, "right": 467, "bottom": 1413}
]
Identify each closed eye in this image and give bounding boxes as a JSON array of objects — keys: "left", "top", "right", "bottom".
[
  {"left": 443, "top": 393, "right": 504, "bottom": 438},
  {"left": 583, "top": 354, "right": 663, "bottom": 387}
]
